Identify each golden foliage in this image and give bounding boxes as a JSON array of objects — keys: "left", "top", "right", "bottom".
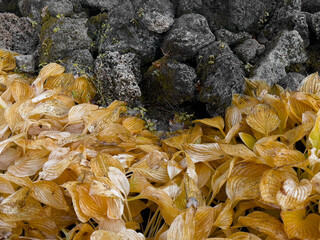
[{"left": 0, "top": 49, "right": 319, "bottom": 239}]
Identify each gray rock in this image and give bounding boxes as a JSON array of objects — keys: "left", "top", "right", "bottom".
[
  {"left": 162, "top": 13, "right": 215, "bottom": 61},
  {"left": 144, "top": 57, "right": 197, "bottom": 105},
  {"left": 197, "top": 41, "right": 245, "bottom": 116},
  {"left": 46, "top": 0, "right": 74, "bottom": 18},
  {"left": 0, "top": 0, "right": 20, "bottom": 14},
  {"left": 311, "top": 11, "right": 320, "bottom": 40},
  {"left": 63, "top": 49, "right": 94, "bottom": 76},
  {"left": 263, "top": 7, "right": 310, "bottom": 47},
  {"left": 302, "top": 0, "right": 320, "bottom": 13},
  {"left": 141, "top": 0, "right": 175, "bottom": 33},
  {"left": 94, "top": 51, "right": 142, "bottom": 105},
  {"left": 14, "top": 54, "right": 36, "bottom": 73},
  {"left": 95, "top": 1, "right": 161, "bottom": 64},
  {"left": 201, "top": 0, "right": 281, "bottom": 32},
  {"left": 39, "top": 17, "right": 92, "bottom": 66},
  {"left": 253, "top": 30, "right": 307, "bottom": 85},
  {"left": 278, "top": 72, "right": 305, "bottom": 91},
  {"left": 19, "top": 0, "right": 75, "bottom": 24},
  {"left": 234, "top": 39, "right": 265, "bottom": 63},
  {"left": 176, "top": 0, "right": 202, "bottom": 16},
  {"left": 80, "top": 0, "right": 126, "bottom": 11},
  {"left": 0, "top": 13, "right": 38, "bottom": 54},
  {"left": 214, "top": 29, "right": 252, "bottom": 47}
]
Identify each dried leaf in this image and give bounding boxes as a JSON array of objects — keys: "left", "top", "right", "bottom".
[
  {"left": 281, "top": 208, "right": 320, "bottom": 240},
  {"left": 246, "top": 104, "right": 280, "bottom": 136},
  {"left": 238, "top": 211, "right": 288, "bottom": 240}
]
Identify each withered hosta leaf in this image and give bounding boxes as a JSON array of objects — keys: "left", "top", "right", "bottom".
[
  {"left": 298, "top": 72, "right": 320, "bottom": 94},
  {"left": 220, "top": 143, "right": 256, "bottom": 159},
  {"left": 133, "top": 186, "right": 180, "bottom": 225},
  {"left": 309, "top": 115, "right": 320, "bottom": 150},
  {"left": 0, "top": 187, "right": 43, "bottom": 221},
  {"left": 0, "top": 147, "right": 21, "bottom": 170},
  {"left": 0, "top": 49, "right": 16, "bottom": 74},
  {"left": 167, "top": 207, "right": 196, "bottom": 240},
  {"left": 276, "top": 178, "right": 312, "bottom": 210},
  {"left": 225, "top": 106, "right": 242, "bottom": 132},
  {"left": 30, "top": 180, "right": 69, "bottom": 211},
  {"left": 281, "top": 208, "right": 320, "bottom": 240},
  {"left": 226, "top": 175, "right": 260, "bottom": 202},
  {"left": 130, "top": 151, "right": 169, "bottom": 183},
  {"left": 183, "top": 143, "right": 224, "bottom": 162},
  {"left": 246, "top": 104, "right": 280, "bottom": 136},
  {"left": 7, "top": 149, "right": 48, "bottom": 177},
  {"left": 238, "top": 211, "right": 288, "bottom": 240},
  {"left": 193, "top": 116, "right": 224, "bottom": 134}
]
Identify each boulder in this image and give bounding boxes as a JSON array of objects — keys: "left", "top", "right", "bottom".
[
  {"left": 144, "top": 57, "right": 197, "bottom": 105},
  {"left": 94, "top": 1, "right": 161, "bottom": 64},
  {"left": 253, "top": 30, "right": 307, "bottom": 85},
  {"left": 0, "top": 13, "right": 38, "bottom": 54},
  {"left": 176, "top": 0, "right": 202, "bottom": 16},
  {"left": 234, "top": 39, "right": 265, "bottom": 63},
  {"left": 0, "top": 0, "right": 20, "bottom": 14},
  {"left": 39, "top": 17, "right": 92, "bottom": 74},
  {"left": 302, "top": 0, "right": 320, "bottom": 13},
  {"left": 19, "top": 0, "right": 74, "bottom": 24},
  {"left": 197, "top": 41, "right": 245, "bottom": 116},
  {"left": 262, "top": 3, "right": 310, "bottom": 47},
  {"left": 278, "top": 72, "right": 305, "bottom": 91},
  {"left": 140, "top": 0, "right": 175, "bottom": 33},
  {"left": 214, "top": 29, "right": 251, "bottom": 48},
  {"left": 162, "top": 13, "right": 215, "bottom": 61},
  {"left": 14, "top": 54, "right": 36, "bottom": 73},
  {"left": 94, "top": 51, "right": 142, "bottom": 105},
  {"left": 201, "top": 0, "right": 281, "bottom": 32},
  {"left": 311, "top": 11, "right": 320, "bottom": 40}
]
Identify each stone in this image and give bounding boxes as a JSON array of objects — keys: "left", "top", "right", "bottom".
[
  {"left": 311, "top": 12, "right": 320, "bottom": 40},
  {"left": 95, "top": 1, "right": 161, "bottom": 64},
  {"left": 302, "top": 0, "right": 320, "bottom": 13},
  {"left": 176, "top": 0, "right": 202, "bottom": 16},
  {"left": 162, "top": 13, "right": 215, "bottom": 61},
  {"left": 144, "top": 57, "right": 197, "bottom": 105},
  {"left": 140, "top": 0, "right": 175, "bottom": 33},
  {"left": 234, "top": 39, "right": 265, "bottom": 63},
  {"left": 278, "top": 72, "right": 305, "bottom": 91},
  {"left": 18, "top": 0, "right": 74, "bottom": 24},
  {"left": 39, "top": 17, "right": 92, "bottom": 66},
  {"left": 263, "top": 6, "right": 310, "bottom": 47},
  {"left": 201, "top": 0, "right": 281, "bottom": 32},
  {"left": 46, "top": 0, "right": 74, "bottom": 18},
  {"left": 0, "top": 13, "right": 38, "bottom": 54},
  {"left": 94, "top": 51, "right": 142, "bottom": 105},
  {"left": 14, "top": 54, "right": 36, "bottom": 73},
  {"left": 197, "top": 41, "right": 245, "bottom": 116},
  {"left": 63, "top": 49, "right": 94, "bottom": 76},
  {"left": 214, "top": 29, "right": 252, "bottom": 47},
  {"left": 80, "top": 0, "right": 127, "bottom": 11},
  {"left": 253, "top": 30, "right": 307, "bottom": 85},
  {"left": 0, "top": 0, "right": 20, "bottom": 14}
]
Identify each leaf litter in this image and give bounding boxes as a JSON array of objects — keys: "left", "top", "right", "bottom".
[{"left": 0, "top": 49, "right": 320, "bottom": 239}]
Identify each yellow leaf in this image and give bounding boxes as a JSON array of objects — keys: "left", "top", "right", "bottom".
[
  {"left": 238, "top": 132, "right": 256, "bottom": 150},
  {"left": 238, "top": 211, "right": 288, "bottom": 240},
  {"left": 193, "top": 116, "right": 224, "bottom": 135},
  {"left": 246, "top": 104, "right": 280, "bottom": 136},
  {"left": 281, "top": 208, "right": 320, "bottom": 240},
  {"left": 0, "top": 49, "right": 16, "bottom": 74},
  {"left": 30, "top": 180, "right": 69, "bottom": 211},
  {"left": 298, "top": 72, "right": 320, "bottom": 94},
  {"left": 309, "top": 115, "right": 320, "bottom": 150}
]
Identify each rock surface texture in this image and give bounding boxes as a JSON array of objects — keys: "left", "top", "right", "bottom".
[{"left": 0, "top": 0, "right": 319, "bottom": 124}]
